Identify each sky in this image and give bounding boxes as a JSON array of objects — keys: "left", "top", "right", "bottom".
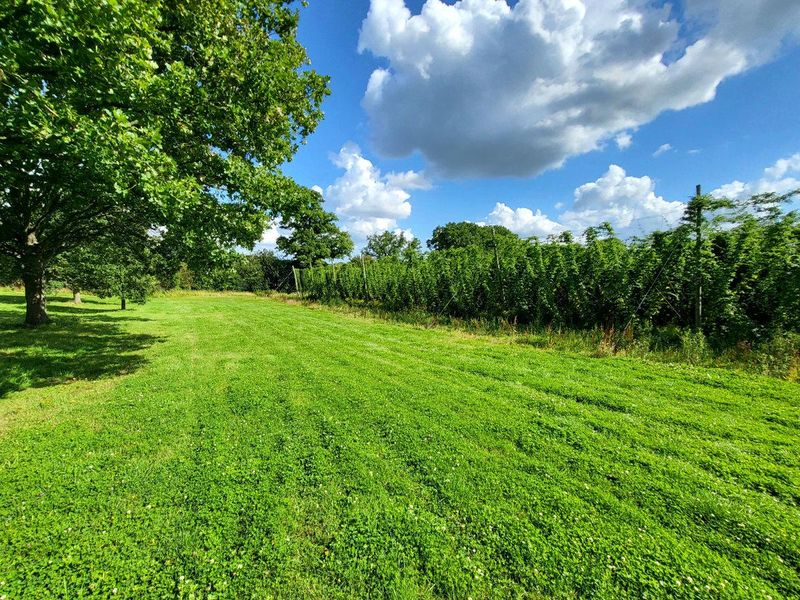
[{"left": 263, "top": 0, "right": 800, "bottom": 249}]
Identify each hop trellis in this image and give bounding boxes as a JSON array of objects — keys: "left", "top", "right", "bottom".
[{"left": 298, "top": 214, "right": 800, "bottom": 343}]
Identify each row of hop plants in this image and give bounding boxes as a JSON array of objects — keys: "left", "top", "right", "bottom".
[
  {"left": 298, "top": 236, "right": 651, "bottom": 328},
  {"left": 297, "top": 206, "right": 800, "bottom": 348}
]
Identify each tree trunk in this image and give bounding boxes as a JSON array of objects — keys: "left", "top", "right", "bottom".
[
  {"left": 72, "top": 290, "right": 82, "bottom": 304},
  {"left": 121, "top": 294, "right": 126, "bottom": 310},
  {"left": 22, "top": 259, "right": 49, "bottom": 326}
]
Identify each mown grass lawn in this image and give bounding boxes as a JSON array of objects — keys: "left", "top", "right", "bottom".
[{"left": 0, "top": 290, "right": 798, "bottom": 599}]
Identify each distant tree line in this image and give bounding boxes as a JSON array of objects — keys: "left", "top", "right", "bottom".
[
  {"left": 48, "top": 245, "right": 297, "bottom": 305},
  {"left": 162, "top": 251, "right": 297, "bottom": 294},
  {"left": 0, "top": 237, "right": 305, "bottom": 308},
  {"left": 297, "top": 191, "right": 800, "bottom": 349}
]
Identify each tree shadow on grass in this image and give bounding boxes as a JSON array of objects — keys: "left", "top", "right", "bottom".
[
  {"left": 0, "top": 294, "right": 114, "bottom": 306},
  {"left": 0, "top": 298, "right": 163, "bottom": 398}
]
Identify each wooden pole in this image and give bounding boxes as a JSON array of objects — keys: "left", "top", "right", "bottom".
[
  {"left": 292, "top": 267, "right": 302, "bottom": 298},
  {"left": 491, "top": 227, "right": 506, "bottom": 305},
  {"left": 693, "top": 184, "right": 703, "bottom": 331},
  {"left": 360, "top": 253, "right": 369, "bottom": 299}
]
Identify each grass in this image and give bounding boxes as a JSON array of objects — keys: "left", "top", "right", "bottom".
[
  {"left": 0, "top": 290, "right": 798, "bottom": 598},
  {"left": 265, "top": 293, "right": 800, "bottom": 381}
]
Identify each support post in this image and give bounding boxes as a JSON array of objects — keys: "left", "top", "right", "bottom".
[
  {"left": 360, "top": 253, "right": 369, "bottom": 299},
  {"left": 693, "top": 184, "right": 703, "bottom": 331},
  {"left": 491, "top": 227, "right": 506, "bottom": 306},
  {"left": 292, "top": 267, "right": 302, "bottom": 298}
]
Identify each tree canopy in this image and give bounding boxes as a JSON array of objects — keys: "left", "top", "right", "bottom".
[
  {"left": 275, "top": 188, "right": 354, "bottom": 268},
  {"left": 52, "top": 239, "right": 159, "bottom": 309},
  {"left": 364, "top": 231, "right": 420, "bottom": 260},
  {"left": 427, "top": 222, "right": 518, "bottom": 251},
  {"left": 0, "top": 0, "right": 332, "bottom": 324}
]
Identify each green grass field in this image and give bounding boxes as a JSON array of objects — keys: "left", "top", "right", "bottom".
[{"left": 0, "top": 290, "right": 798, "bottom": 599}]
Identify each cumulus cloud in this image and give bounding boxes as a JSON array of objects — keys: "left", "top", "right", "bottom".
[
  {"left": 254, "top": 222, "right": 291, "bottom": 252},
  {"left": 359, "top": 0, "right": 800, "bottom": 177},
  {"left": 260, "top": 224, "right": 281, "bottom": 246},
  {"left": 487, "top": 164, "right": 685, "bottom": 238},
  {"left": 323, "top": 143, "right": 428, "bottom": 240},
  {"left": 394, "top": 227, "right": 416, "bottom": 241},
  {"left": 488, "top": 203, "right": 566, "bottom": 238},
  {"left": 492, "top": 153, "right": 800, "bottom": 241},
  {"left": 764, "top": 154, "right": 800, "bottom": 182},
  {"left": 712, "top": 153, "right": 800, "bottom": 200},
  {"left": 384, "top": 170, "right": 433, "bottom": 190},
  {"left": 615, "top": 132, "right": 633, "bottom": 150},
  {"left": 653, "top": 143, "right": 673, "bottom": 157},
  {"left": 561, "top": 165, "right": 685, "bottom": 232}
]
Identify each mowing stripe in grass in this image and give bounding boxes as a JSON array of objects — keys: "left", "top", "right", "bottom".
[{"left": 0, "top": 291, "right": 798, "bottom": 598}]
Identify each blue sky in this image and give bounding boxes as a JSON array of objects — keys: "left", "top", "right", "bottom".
[{"left": 272, "top": 0, "right": 800, "bottom": 248}]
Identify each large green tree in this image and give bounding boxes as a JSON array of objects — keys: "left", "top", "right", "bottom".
[
  {"left": 364, "top": 230, "right": 420, "bottom": 260},
  {"left": 427, "top": 222, "right": 518, "bottom": 251},
  {"left": 276, "top": 188, "right": 353, "bottom": 267},
  {"left": 52, "top": 236, "right": 158, "bottom": 309},
  {"left": 0, "top": 0, "right": 329, "bottom": 324},
  {"left": 51, "top": 245, "right": 100, "bottom": 305}
]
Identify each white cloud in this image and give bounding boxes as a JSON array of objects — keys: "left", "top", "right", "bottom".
[
  {"left": 359, "top": 0, "right": 800, "bottom": 178},
  {"left": 712, "top": 152, "right": 800, "bottom": 199},
  {"left": 257, "top": 222, "right": 290, "bottom": 248},
  {"left": 560, "top": 165, "right": 685, "bottom": 232},
  {"left": 394, "top": 228, "right": 415, "bottom": 241},
  {"left": 323, "top": 143, "right": 428, "bottom": 240},
  {"left": 384, "top": 170, "right": 433, "bottom": 190},
  {"left": 260, "top": 225, "right": 281, "bottom": 246},
  {"left": 486, "top": 164, "right": 685, "bottom": 238},
  {"left": 764, "top": 154, "right": 800, "bottom": 181},
  {"left": 488, "top": 203, "right": 566, "bottom": 238},
  {"left": 615, "top": 132, "right": 633, "bottom": 150},
  {"left": 653, "top": 143, "right": 673, "bottom": 157},
  {"left": 252, "top": 222, "right": 292, "bottom": 253},
  {"left": 346, "top": 217, "right": 399, "bottom": 239}
]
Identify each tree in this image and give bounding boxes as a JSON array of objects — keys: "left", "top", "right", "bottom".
[
  {"left": 51, "top": 246, "right": 98, "bottom": 304},
  {"left": 427, "top": 222, "right": 518, "bottom": 251},
  {"left": 364, "top": 231, "right": 420, "bottom": 260},
  {"left": 53, "top": 238, "right": 158, "bottom": 309},
  {"left": 276, "top": 188, "right": 353, "bottom": 267},
  {"left": 91, "top": 248, "right": 158, "bottom": 310},
  {"left": 246, "top": 251, "right": 295, "bottom": 292},
  {"left": 0, "top": 0, "right": 329, "bottom": 325}
]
